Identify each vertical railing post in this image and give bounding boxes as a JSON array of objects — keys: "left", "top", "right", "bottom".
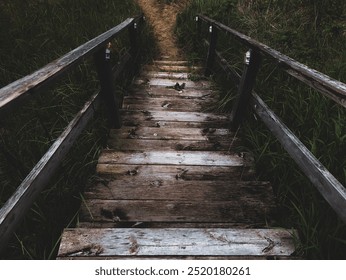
[
  {"left": 230, "top": 49, "right": 261, "bottom": 131},
  {"left": 204, "top": 24, "right": 218, "bottom": 77},
  {"left": 129, "top": 20, "right": 140, "bottom": 76},
  {"left": 194, "top": 16, "right": 201, "bottom": 49},
  {"left": 94, "top": 44, "right": 122, "bottom": 128}
]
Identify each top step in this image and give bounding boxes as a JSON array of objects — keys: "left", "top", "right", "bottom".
[{"left": 153, "top": 60, "right": 189, "bottom": 66}]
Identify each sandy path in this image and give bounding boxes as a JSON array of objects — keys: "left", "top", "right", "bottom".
[{"left": 137, "top": 0, "right": 191, "bottom": 60}]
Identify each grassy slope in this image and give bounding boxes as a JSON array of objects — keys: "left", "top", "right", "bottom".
[
  {"left": 0, "top": 0, "right": 155, "bottom": 259},
  {"left": 176, "top": 0, "right": 346, "bottom": 259}
]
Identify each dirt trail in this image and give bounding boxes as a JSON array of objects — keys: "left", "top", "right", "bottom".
[{"left": 137, "top": 0, "right": 191, "bottom": 60}]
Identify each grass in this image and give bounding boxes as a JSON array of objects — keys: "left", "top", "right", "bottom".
[
  {"left": 0, "top": 0, "right": 156, "bottom": 259},
  {"left": 176, "top": 0, "right": 346, "bottom": 259}
]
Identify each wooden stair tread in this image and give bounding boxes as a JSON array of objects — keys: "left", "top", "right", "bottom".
[
  {"left": 127, "top": 87, "right": 216, "bottom": 99},
  {"left": 107, "top": 138, "right": 239, "bottom": 152},
  {"left": 57, "top": 228, "right": 297, "bottom": 258},
  {"left": 96, "top": 164, "right": 255, "bottom": 180},
  {"left": 79, "top": 199, "right": 275, "bottom": 224},
  {"left": 84, "top": 179, "right": 274, "bottom": 201},
  {"left": 98, "top": 150, "right": 253, "bottom": 167},
  {"left": 123, "top": 98, "right": 215, "bottom": 112},
  {"left": 135, "top": 77, "right": 211, "bottom": 89},
  {"left": 120, "top": 110, "right": 229, "bottom": 123},
  {"left": 109, "top": 126, "right": 234, "bottom": 140}
]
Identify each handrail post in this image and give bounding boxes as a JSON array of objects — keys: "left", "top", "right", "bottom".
[
  {"left": 204, "top": 25, "right": 218, "bottom": 77},
  {"left": 129, "top": 21, "right": 138, "bottom": 62},
  {"left": 230, "top": 49, "right": 261, "bottom": 131},
  {"left": 194, "top": 16, "right": 201, "bottom": 50},
  {"left": 94, "top": 45, "right": 122, "bottom": 128}
]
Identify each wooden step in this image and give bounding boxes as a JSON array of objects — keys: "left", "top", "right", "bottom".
[
  {"left": 143, "top": 71, "right": 190, "bottom": 79},
  {"left": 107, "top": 127, "right": 238, "bottom": 151},
  {"left": 97, "top": 150, "right": 253, "bottom": 167},
  {"left": 79, "top": 199, "right": 274, "bottom": 224},
  {"left": 84, "top": 179, "right": 273, "bottom": 201},
  {"left": 146, "top": 65, "right": 202, "bottom": 73},
  {"left": 153, "top": 60, "right": 189, "bottom": 65},
  {"left": 57, "top": 228, "right": 297, "bottom": 259},
  {"left": 123, "top": 97, "right": 214, "bottom": 112},
  {"left": 127, "top": 87, "right": 216, "bottom": 99},
  {"left": 109, "top": 127, "right": 234, "bottom": 141},
  {"left": 96, "top": 164, "right": 255, "bottom": 181},
  {"left": 134, "top": 78, "right": 211, "bottom": 89},
  {"left": 120, "top": 110, "right": 229, "bottom": 123}
]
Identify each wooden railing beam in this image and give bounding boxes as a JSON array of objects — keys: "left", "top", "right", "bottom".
[
  {"left": 197, "top": 14, "right": 346, "bottom": 108},
  {"left": 251, "top": 93, "right": 346, "bottom": 223}
]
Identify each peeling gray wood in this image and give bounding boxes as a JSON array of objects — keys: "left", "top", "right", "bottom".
[
  {"left": 96, "top": 164, "right": 255, "bottom": 181},
  {"left": 0, "top": 93, "right": 100, "bottom": 253},
  {"left": 57, "top": 228, "right": 296, "bottom": 257},
  {"left": 0, "top": 18, "right": 134, "bottom": 111},
  {"left": 98, "top": 150, "right": 252, "bottom": 167},
  {"left": 122, "top": 119, "right": 230, "bottom": 129},
  {"left": 79, "top": 199, "right": 275, "bottom": 224}
]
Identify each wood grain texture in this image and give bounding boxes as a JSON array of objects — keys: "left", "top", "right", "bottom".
[
  {"left": 57, "top": 228, "right": 296, "bottom": 257},
  {"left": 98, "top": 150, "right": 252, "bottom": 167},
  {"left": 79, "top": 199, "right": 275, "bottom": 223},
  {"left": 84, "top": 179, "right": 273, "bottom": 201},
  {"left": 96, "top": 164, "right": 255, "bottom": 181}
]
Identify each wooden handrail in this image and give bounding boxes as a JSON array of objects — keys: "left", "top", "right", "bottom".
[
  {"left": 0, "top": 15, "right": 144, "bottom": 254},
  {"left": 197, "top": 14, "right": 346, "bottom": 108},
  {"left": 196, "top": 15, "right": 346, "bottom": 223},
  {"left": 0, "top": 15, "right": 143, "bottom": 113}
]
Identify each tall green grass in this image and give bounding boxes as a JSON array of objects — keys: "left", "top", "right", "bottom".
[
  {"left": 177, "top": 0, "right": 346, "bottom": 259},
  {"left": 0, "top": 0, "right": 156, "bottom": 259}
]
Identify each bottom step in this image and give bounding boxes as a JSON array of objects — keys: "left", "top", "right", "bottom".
[{"left": 57, "top": 228, "right": 297, "bottom": 259}]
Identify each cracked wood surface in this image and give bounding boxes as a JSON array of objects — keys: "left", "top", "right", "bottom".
[{"left": 58, "top": 228, "right": 296, "bottom": 257}]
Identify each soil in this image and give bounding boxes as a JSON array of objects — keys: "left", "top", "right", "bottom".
[{"left": 136, "top": 0, "right": 191, "bottom": 60}]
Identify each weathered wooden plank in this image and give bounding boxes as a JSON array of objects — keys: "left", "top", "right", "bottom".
[
  {"left": 0, "top": 18, "right": 135, "bottom": 112},
  {"left": 79, "top": 199, "right": 274, "bottom": 223},
  {"left": 0, "top": 93, "right": 100, "bottom": 253},
  {"left": 122, "top": 119, "right": 230, "bottom": 129},
  {"left": 77, "top": 222, "right": 261, "bottom": 229},
  {"left": 122, "top": 98, "right": 215, "bottom": 112},
  {"left": 143, "top": 71, "right": 189, "bottom": 80},
  {"left": 251, "top": 93, "right": 346, "bottom": 223},
  {"left": 84, "top": 179, "right": 273, "bottom": 201},
  {"left": 153, "top": 60, "right": 189, "bottom": 65},
  {"left": 109, "top": 127, "right": 234, "bottom": 141},
  {"left": 57, "top": 228, "right": 296, "bottom": 257},
  {"left": 98, "top": 150, "right": 252, "bottom": 167},
  {"left": 120, "top": 110, "right": 229, "bottom": 123},
  {"left": 147, "top": 65, "right": 202, "bottom": 73},
  {"left": 107, "top": 138, "right": 238, "bottom": 152},
  {"left": 96, "top": 164, "right": 255, "bottom": 180},
  {"left": 127, "top": 87, "right": 217, "bottom": 99},
  {"left": 134, "top": 78, "right": 211, "bottom": 89}
]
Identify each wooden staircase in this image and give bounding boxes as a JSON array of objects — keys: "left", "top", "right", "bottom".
[{"left": 57, "top": 60, "right": 297, "bottom": 259}]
